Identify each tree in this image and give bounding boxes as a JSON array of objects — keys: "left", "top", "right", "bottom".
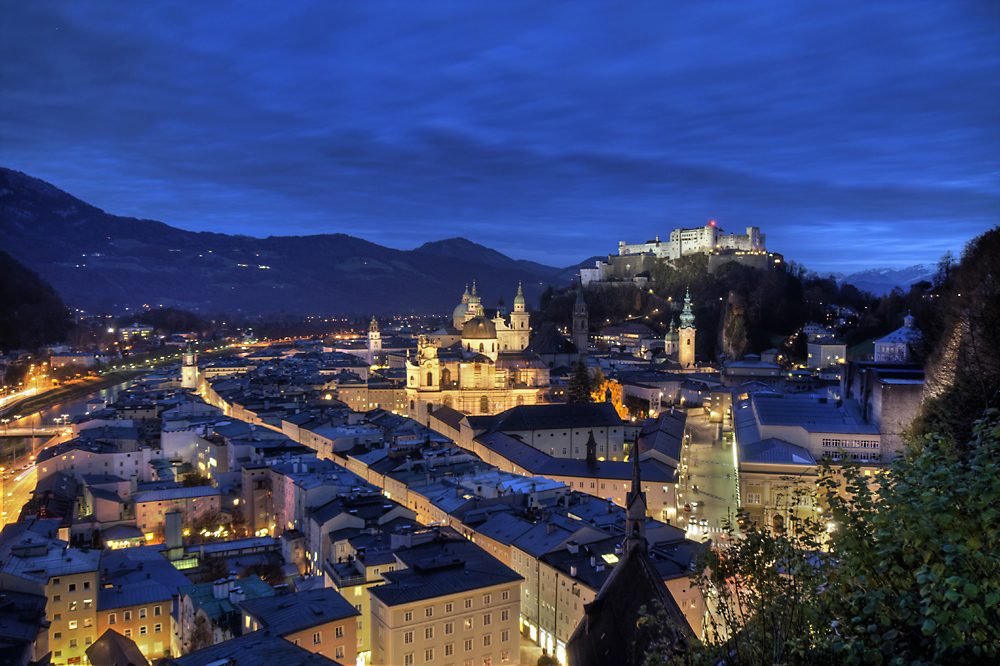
[
  {"left": 644, "top": 412, "right": 1000, "bottom": 665},
  {"left": 818, "top": 412, "right": 1000, "bottom": 665},
  {"left": 567, "top": 360, "right": 593, "bottom": 403}
]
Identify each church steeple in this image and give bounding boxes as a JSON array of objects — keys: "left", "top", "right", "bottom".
[
  {"left": 585, "top": 430, "right": 598, "bottom": 467},
  {"left": 624, "top": 444, "right": 647, "bottom": 552},
  {"left": 679, "top": 288, "right": 695, "bottom": 329},
  {"left": 572, "top": 284, "right": 589, "bottom": 356}
]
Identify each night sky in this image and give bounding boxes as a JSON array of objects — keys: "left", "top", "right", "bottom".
[{"left": 3, "top": 2, "right": 998, "bottom": 272}]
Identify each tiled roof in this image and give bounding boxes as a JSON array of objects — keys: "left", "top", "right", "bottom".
[
  {"left": 239, "top": 588, "right": 359, "bottom": 635},
  {"left": 169, "top": 630, "right": 344, "bottom": 666}
]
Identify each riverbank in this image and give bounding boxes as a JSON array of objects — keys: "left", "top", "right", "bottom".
[{"left": 0, "top": 370, "right": 145, "bottom": 420}]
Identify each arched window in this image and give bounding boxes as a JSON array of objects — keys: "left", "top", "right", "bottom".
[
  {"left": 426, "top": 371, "right": 433, "bottom": 386},
  {"left": 772, "top": 514, "right": 784, "bottom": 533},
  {"left": 480, "top": 396, "right": 489, "bottom": 414},
  {"left": 441, "top": 368, "right": 451, "bottom": 386},
  {"left": 410, "top": 400, "right": 415, "bottom": 410},
  {"left": 687, "top": 339, "right": 691, "bottom": 345},
  {"left": 443, "top": 396, "right": 453, "bottom": 408},
  {"left": 467, "top": 343, "right": 472, "bottom": 351},
  {"left": 479, "top": 343, "right": 484, "bottom": 353}
]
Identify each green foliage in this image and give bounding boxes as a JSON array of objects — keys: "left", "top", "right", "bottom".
[
  {"left": 911, "top": 227, "right": 1000, "bottom": 447},
  {"left": 567, "top": 360, "right": 594, "bottom": 403},
  {"left": 819, "top": 411, "right": 1000, "bottom": 665},
  {"left": 536, "top": 654, "right": 560, "bottom": 666},
  {"left": 643, "top": 412, "right": 1000, "bottom": 665}
]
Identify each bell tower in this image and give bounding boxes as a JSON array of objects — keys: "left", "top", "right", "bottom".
[
  {"left": 509, "top": 283, "right": 530, "bottom": 350},
  {"left": 181, "top": 342, "right": 199, "bottom": 390},
  {"left": 678, "top": 288, "right": 696, "bottom": 368},
  {"left": 368, "top": 316, "right": 382, "bottom": 364},
  {"left": 572, "top": 285, "right": 589, "bottom": 356}
]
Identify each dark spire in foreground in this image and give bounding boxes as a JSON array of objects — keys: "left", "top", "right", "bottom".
[{"left": 624, "top": 443, "right": 647, "bottom": 552}]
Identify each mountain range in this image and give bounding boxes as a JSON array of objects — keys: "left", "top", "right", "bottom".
[
  {"left": 831, "top": 265, "right": 938, "bottom": 297},
  {"left": 0, "top": 168, "right": 587, "bottom": 316},
  {"left": 1, "top": 167, "right": 933, "bottom": 316}
]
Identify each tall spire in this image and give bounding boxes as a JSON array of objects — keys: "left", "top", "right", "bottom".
[
  {"left": 625, "top": 442, "right": 647, "bottom": 552},
  {"left": 514, "top": 282, "right": 525, "bottom": 306},
  {"left": 679, "top": 288, "right": 695, "bottom": 329}
]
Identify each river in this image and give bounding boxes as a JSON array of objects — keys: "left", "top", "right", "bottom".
[{"left": 0, "top": 380, "right": 135, "bottom": 463}]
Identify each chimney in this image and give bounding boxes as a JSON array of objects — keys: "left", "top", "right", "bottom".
[
  {"left": 570, "top": 565, "right": 578, "bottom": 577},
  {"left": 590, "top": 555, "right": 596, "bottom": 567},
  {"left": 567, "top": 541, "right": 579, "bottom": 554}
]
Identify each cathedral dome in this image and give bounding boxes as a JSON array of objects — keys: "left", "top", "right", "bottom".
[
  {"left": 462, "top": 316, "right": 497, "bottom": 339},
  {"left": 453, "top": 302, "right": 468, "bottom": 320}
]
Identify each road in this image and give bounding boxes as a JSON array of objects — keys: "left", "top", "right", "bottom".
[
  {"left": 1, "top": 465, "right": 39, "bottom": 529},
  {"left": 677, "top": 409, "right": 739, "bottom": 543}
]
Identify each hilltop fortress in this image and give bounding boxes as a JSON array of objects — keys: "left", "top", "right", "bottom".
[{"left": 582, "top": 221, "right": 783, "bottom": 286}]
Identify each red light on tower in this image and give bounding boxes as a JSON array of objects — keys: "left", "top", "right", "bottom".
[{"left": 709, "top": 220, "right": 716, "bottom": 226}]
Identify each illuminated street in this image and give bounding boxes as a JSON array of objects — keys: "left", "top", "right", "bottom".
[{"left": 678, "top": 409, "right": 739, "bottom": 543}]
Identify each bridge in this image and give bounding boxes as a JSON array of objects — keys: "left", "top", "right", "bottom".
[{"left": 0, "top": 426, "right": 62, "bottom": 437}]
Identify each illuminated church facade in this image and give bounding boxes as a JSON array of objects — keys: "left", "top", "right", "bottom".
[{"left": 406, "top": 283, "right": 550, "bottom": 422}]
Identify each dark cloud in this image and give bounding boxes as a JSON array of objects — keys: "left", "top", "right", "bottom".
[{"left": 2, "top": 1, "right": 997, "bottom": 272}]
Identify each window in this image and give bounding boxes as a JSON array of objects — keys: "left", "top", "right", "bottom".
[
  {"left": 124, "top": 629, "right": 132, "bottom": 638},
  {"left": 501, "top": 630, "right": 509, "bottom": 642},
  {"left": 445, "top": 622, "right": 454, "bottom": 635},
  {"left": 484, "top": 658, "right": 492, "bottom": 666},
  {"left": 501, "top": 649, "right": 510, "bottom": 662},
  {"left": 425, "top": 649, "right": 434, "bottom": 662},
  {"left": 335, "top": 626, "right": 344, "bottom": 638},
  {"left": 54, "top": 633, "right": 62, "bottom": 640},
  {"left": 445, "top": 602, "right": 453, "bottom": 613},
  {"left": 53, "top": 595, "right": 62, "bottom": 602},
  {"left": 83, "top": 582, "right": 91, "bottom": 590},
  {"left": 425, "top": 606, "right": 433, "bottom": 618},
  {"left": 69, "top": 639, "right": 78, "bottom": 648},
  {"left": 53, "top": 578, "right": 61, "bottom": 585},
  {"left": 68, "top": 601, "right": 77, "bottom": 612},
  {"left": 501, "top": 609, "right": 509, "bottom": 622},
  {"left": 54, "top": 614, "right": 61, "bottom": 620},
  {"left": 69, "top": 584, "right": 77, "bottom": 592},
  {"left": 154, "top": 624, "right": 162, "bottom": 633},
  {"left": 501, "top": 590, "right": 509, "bottom": 601},
  {"left": 483, "top": 613, "right": 492, "bottom": 626},
  {"left": 445, "top": 644, "right": 454, "bottom": 656},
  {"left": 108, "top": 613, "right": 116, "bottom": 625},
  {"left": 139, "top": 626, "right": 147, "bottom": 636},
  {"left": 483, "top": 634, "right": 492, "bottom": 647},
  {"left": 85, "top": 636, "right": 93, "bottom": 646},
  {"left": 464, "top": 618, "right": 473, "bottom": 630},
  {"left": 404, "top": 631, "right": 414, "bottom": 644},
  {"left": 124, "top": 611, "right": 132, "bottom": 621},
  {"left": 404, "top": 611, "right": 413, "bottom": 622},
  {"left": 84, "top": 618, "right": 93, "bottom": 628},
  {"left": 464, "top": 598, "right": 472, "bottom": 609},
  {"left": 404, "top": 655, "right": 414, "bottom": 666},
  {"left": 313, "top": 632, "right": 321, "bottom": 644},
  {"left": 483, "top": 594, "right": 491, "bottom": 604},
  {"left": 154, "top": 606, "right": 161, "bottom": 616},
  {"left": 84, "top": 599, "right": 93, "bottom": 609},
  {"left": 425, "top": 627, "right": 433, "bottom": 640},
  {"left": 335, "top": 646, "right": 345, "bottom": 659},
  {"left": 464, "top": 639, "right": 473, "bottom": 652},
  {"left": 747, "top": 493, "right": 762, "bottom": 504}
]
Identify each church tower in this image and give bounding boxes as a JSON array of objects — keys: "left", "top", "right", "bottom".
[
  {"left": 509, "top": 283, "right": 530, "bottom": 350},
  {"left": 624, "top": 443, "right": 648, "bottom": 553},
  {"left": 368, "top": 316, "right": 382, "bottom": 364},
  {"left": 572, "top": 285, "right": 589, "bottom": 356},
  {"left": 664, "top": 319, "right": 679, "bottom": 356},
  {"left": 181, "top": 343, "right": 199, "bottom": 390},
  {"left": 678, "top": 288, "right": 696, "bottom": 368}
]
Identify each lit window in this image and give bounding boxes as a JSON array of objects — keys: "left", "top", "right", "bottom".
[{"left": 313, "top": 632, "right": 321, "bottom": 644}]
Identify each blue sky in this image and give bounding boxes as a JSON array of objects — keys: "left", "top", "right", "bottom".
[{"left": 2, "top": 1, "right": 997, "bottom": 272}]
